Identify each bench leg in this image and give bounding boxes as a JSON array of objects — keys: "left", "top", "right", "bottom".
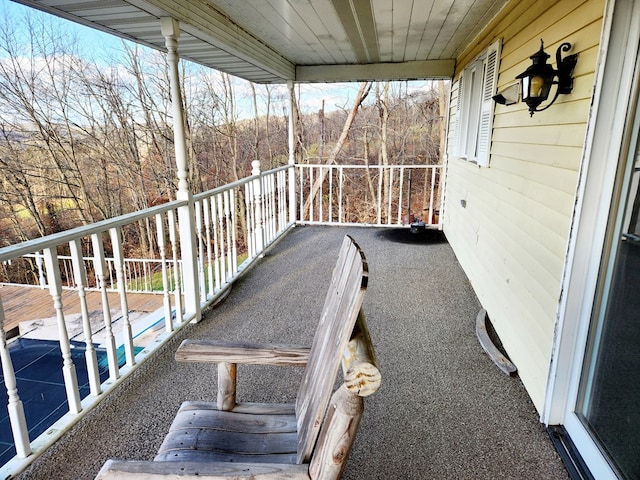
[{"left": 217, "top": 362, "right": 237, "bottom": 411}]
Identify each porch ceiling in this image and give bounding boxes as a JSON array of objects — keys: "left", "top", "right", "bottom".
[{"left": 11, "top": 0, "right": 507, "bottom": 84}]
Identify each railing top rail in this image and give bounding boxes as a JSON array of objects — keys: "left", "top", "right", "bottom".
[
  {"left": 193, "top": 164, "right": 292, "bottom": 202},
  {"left": 0, "top": 199, "right": 188, "bottom": 262},
  {"left": 296, "top": 163, "right": 440, "bottom": 169}
]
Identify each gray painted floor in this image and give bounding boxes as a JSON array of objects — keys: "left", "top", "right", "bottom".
[{"left": 17, "top": 226, "right": 568, "bottom": 479}]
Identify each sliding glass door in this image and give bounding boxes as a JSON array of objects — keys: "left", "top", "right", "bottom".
[{"left": 575, "top": 135, "right": 640, "bottom": 478}]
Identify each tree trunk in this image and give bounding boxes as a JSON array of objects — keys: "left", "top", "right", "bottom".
[{"left": 303, "top": 82, "right": 372, "bottom": 215}]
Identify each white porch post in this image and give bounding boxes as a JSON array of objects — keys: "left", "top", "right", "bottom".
[
  {"left": 287, "top": 80, "right": 297, "bottom": 224},
  {"left": 161, "top": 17, "right": 201, "bottom": 322}
]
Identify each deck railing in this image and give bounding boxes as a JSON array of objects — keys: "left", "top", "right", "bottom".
[
  {"left": 0, "top": 162, "right": 440, "bottom": 476},
  {"left": 3, "top": 254, "right": 182, "bottom": 293},
  {"left": 0, "top": 163, "right": 294, "bottom": 476},
  {"left": 298, "top": 164, "right": 442, "bottom": 227}
]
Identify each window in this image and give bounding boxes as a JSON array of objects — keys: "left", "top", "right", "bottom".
[{"left": 452, "top": 40, "right": 501, "bottom": 166}]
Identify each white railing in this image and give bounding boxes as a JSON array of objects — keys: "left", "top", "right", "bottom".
[
  {"left": 3, "top": 254, "right": 182, "bottom": 293},
  {"left": 0, "top": 163, "right": 295, "bottom": 477},
  {"left": 0, "top": 161, "right": 439, "bottom": 476},
  {"left": 297, "top": 164, "right": 443, "bottom": 227}
]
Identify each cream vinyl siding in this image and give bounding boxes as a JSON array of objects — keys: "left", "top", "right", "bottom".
[{"left": 444, "top": 0, "right": 605, "bottom": 412}]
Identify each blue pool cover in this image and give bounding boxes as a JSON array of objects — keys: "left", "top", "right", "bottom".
[{"left": 0, "top": 338, "right": 140, "bottom": 467}]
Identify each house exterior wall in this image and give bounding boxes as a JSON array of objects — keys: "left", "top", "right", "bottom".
[{"left": 443, "top": 0, "right": 606, "bottom": 412}]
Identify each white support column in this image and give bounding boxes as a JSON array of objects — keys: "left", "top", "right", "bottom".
[
  {"left": 287, "top": 80, "right": 297, "bottom": 224},
  {"left": 161, "top": 17, "right": 201, "bottom": 322}
]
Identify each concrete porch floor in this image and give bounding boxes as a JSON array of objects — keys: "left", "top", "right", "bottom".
[{"left": 16, "top": 225, "right": 568, "bottom": 480}]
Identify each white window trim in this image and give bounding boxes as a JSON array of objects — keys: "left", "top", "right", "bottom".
[{"left": 453, "top": 40, "right": 501, "bottom": 167}]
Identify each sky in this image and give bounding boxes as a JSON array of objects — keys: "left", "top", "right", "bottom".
[{"left": 0, "top": 0, "right": 433, "bottom": 119}]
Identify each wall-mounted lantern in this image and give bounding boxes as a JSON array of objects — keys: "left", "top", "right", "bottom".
[{"left": 515, "top": 40, "right": 578, "bottom": 116}]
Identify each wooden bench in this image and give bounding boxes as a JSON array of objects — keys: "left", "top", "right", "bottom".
[{"left": 97, "top": 235, "right": 381, "bottom": 480}]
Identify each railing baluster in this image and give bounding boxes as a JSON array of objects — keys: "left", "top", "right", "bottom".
[
  {"left": 216, "top": 194, "right": 227, "bottom": 285},
  {"left": 429, "top": 166, "right": 437, "bottom": 225},
  {"left": 224, "top": 190, "right": 233, "bottom": 279},
  {"left": 167, "top": 210, "right": 183, "bottom": 324},
  {"left": 91, "top": 233, "right": 119, "bottom": 381},
  {"left": 318, "top": 165, "right": 323, "bottom": 222},
  {"left": 211, "top": 197, "right": 222, "bottom": 289},
  {"left": 62, "top": 257, "right": 73, "bottom": 288},
  {"left": 280, "top": 169, "right": 287, "bottom": 231},
  {"left": 269, "top": 173, "right": 276, "bottom": 240},
  {"left": 299, "top": 166, "right": 304, "bottom": 222},
  {"left": 43, "top": 247, "right": 82, "bottom": 414},
  {"left": 251, "top": 162, "right": 264, "bottom": 253},
  {"left": 339, "top": 166, "right": 344, "bottom": 224},
  {"left": 309, "top": 166, "right": 314, "bottom": 222},
  {"left": 203, "top": 198, "right": 214, "bottom": 297},
  {"left": 36, "top": 251, "right": 46, "bottom": 288},
  {"left": 275, "top": 171, "right": 282, "bottom": 233},
  {"left": 398, "top": 167, "right": 405, "bottom": 224},
  {"left": 0, "top": 295, "right": 31, "bottom": 458},
  {"left": 109, "top": 227, "right": 135, "bottom": 367},
  {"left": 70, "top": 239, "right": 101, "bottom": 397},
  {"left": 266, "top": 174, "right": 271, "bottom": 244},
  {"left": 245, "top": 180, "right": 255, "bottom": 258},
  {"left": 387, "top": 167, "right": 394, "bottom": 225},
  {"left": 195, "top": 201, "right": 206, "bottom": 302},
  {"left": 230, "top": 190, "right": 238, "bottom": 274},
  {"left": 328, "top": 166, "right": 333, "bottom": 223},
  {"left": 155, "top": 214, "right": 173, "bottom": 333},
  {"left": 377, "top": 167, "right": 383, "bottom": 224}
]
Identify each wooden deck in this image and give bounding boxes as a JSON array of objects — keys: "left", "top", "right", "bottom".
[{"left": 1, "top": 284, "right": 164, "bottom": 335}]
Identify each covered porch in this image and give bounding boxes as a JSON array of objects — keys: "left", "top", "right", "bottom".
[{"left": 15, "top": 226, "right": 566, "bottom": 479}]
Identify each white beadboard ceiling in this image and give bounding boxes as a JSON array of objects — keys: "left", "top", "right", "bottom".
[{"left": 11, "top": 0, "right": 508, "bottom": 84}]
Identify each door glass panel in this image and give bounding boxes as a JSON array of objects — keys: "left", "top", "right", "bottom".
[{"left": 576, "top": 149, "right": 640, "bottom": 479}]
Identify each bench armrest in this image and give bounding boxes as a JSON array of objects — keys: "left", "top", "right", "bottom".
[
  {"left": 175, "top": 339, "right": 310, "bottom": 366},
  {"left": 96, "top": 459, "right": 310, "bottom": 479}
]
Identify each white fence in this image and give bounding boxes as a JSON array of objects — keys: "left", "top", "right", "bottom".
[{"left": 0, "top": 162, "right": 440, "bottom": 476}]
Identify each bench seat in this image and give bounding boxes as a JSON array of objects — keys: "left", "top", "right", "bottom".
[{"left": 96, "top": 235, "right": 380, "bottom": 480}]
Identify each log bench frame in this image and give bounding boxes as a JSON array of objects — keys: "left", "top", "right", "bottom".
[{"left": 97, "top": 235, "right": 381, "bottom": 480}]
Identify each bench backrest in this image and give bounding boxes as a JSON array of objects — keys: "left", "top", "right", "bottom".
[{"left": 295, "top": 235, "right": 368, "bottom": 463}]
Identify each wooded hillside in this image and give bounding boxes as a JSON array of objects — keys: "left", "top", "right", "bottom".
[{"left": 0, "top": 11, "right": 447, "bottom": 248}]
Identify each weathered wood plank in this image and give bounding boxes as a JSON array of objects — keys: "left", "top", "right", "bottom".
[
  {"left": 295, "top": 235, "right": 368, "bottom": 463},
  {"left": 176, "top": 340, "right": 310, "bottom": 366},
  {"left": 158, "top": 428, "right": 297, "bottom": 455},
  {"left": 154, "top": 450, "right": 299, "bottom": 464},
  {"left": 178, "top": 401, "right": 296, "bottom": 416},
  {"left": 168, "top": 406, "right": 298, "bottom": 434},
  {"left": 97, "top": 460, "right": 310, "bottom": 479}
]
